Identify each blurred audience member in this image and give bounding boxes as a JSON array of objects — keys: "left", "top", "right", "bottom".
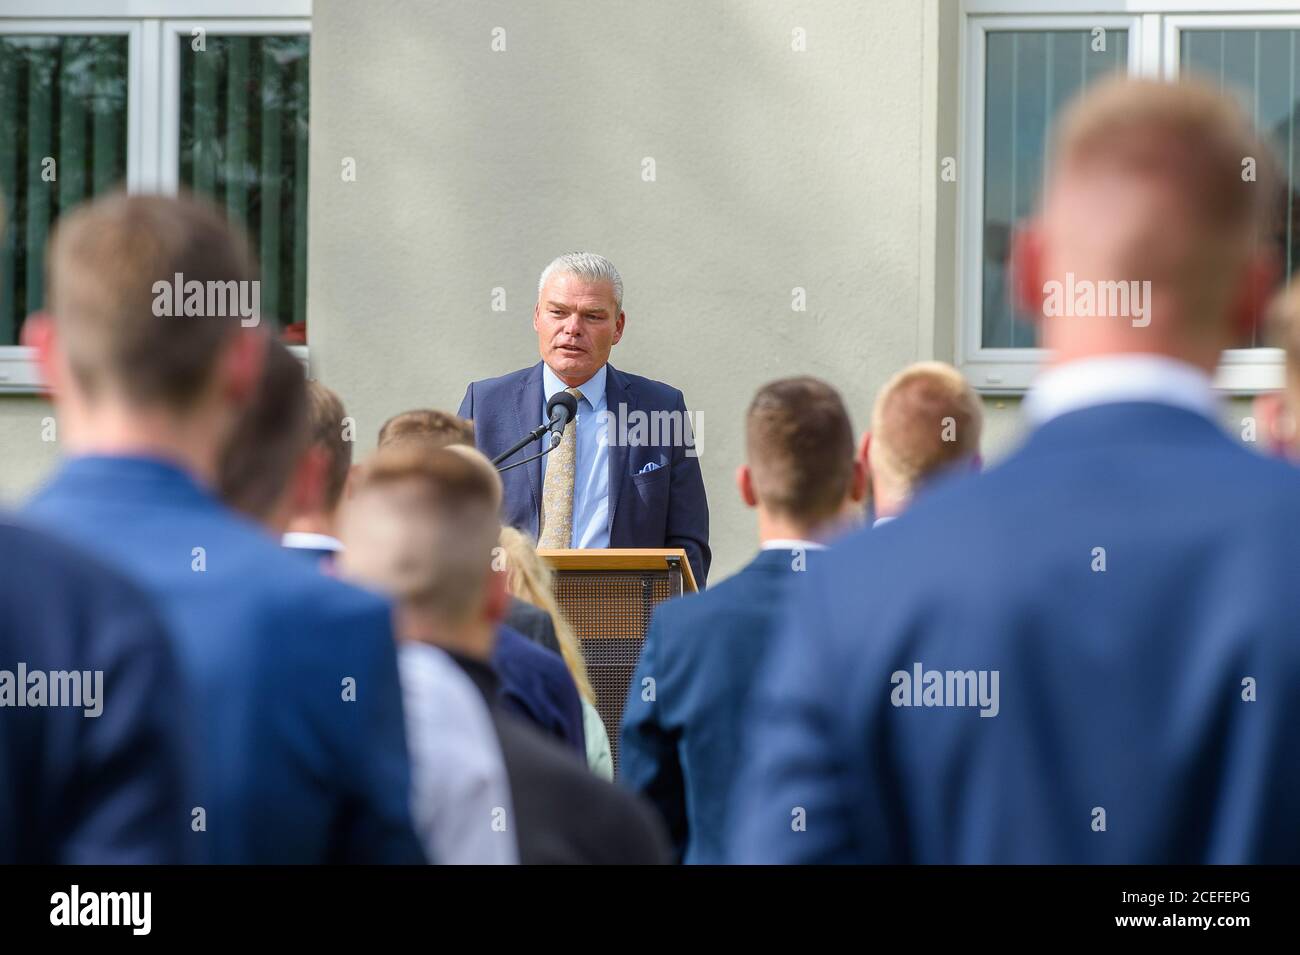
[
  {"left": 282, "top": 380, "right": 355, "bottom": 566},
  {"left": 620, "top": 377, "right": 863, "bottom": 862},
  {"left": 862, "top": 361, "right": 982, "bottom": 525},
  {"left": 220, "top": 350, "right": 514, "bottom": 863},
  {"left": 23, "top": 192, "right": 424, "bottom": 863},
  {"left": 375, "top": 408, "right": 586, "bottom": 752},
  {"left": 340, "top": 446, "right": 671, "bottom": 864},
  {"left": 731, "top": 78, "right": 1300, "bottom": 863}
]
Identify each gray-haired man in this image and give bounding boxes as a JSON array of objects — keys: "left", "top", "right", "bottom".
[{"left": 458, "top": 252, "right": 710, "bottom": 585}]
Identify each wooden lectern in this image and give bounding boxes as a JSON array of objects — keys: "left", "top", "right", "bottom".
[{"left": 537, "top": 548, "right": 697, "bottom": 776}]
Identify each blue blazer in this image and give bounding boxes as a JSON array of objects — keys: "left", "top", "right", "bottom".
[
  {"left": 0, "top": 519, "right": 191, "bottom": 863},
  {"left": 620, "top": 547, "right": 817, "bottom": 863},
  {"left": 731, "top": 403, "right": 1300, "bottom": 864},
  {"left": 493, "top": 625, "right": 586, "bottom": 755},
  {"left": 25, "top": 457, "right": 425, "bottom": 864},
  {"left": 459, "top": 362, "right": 711, "bottom": 586}
]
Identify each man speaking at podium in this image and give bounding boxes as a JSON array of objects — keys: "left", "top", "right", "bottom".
[{"left": 459, "top": 253, "right": 710, "bottom": 586}]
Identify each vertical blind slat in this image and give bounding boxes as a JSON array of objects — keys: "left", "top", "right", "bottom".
[
  {"left": 259, "top": 43, "right": 282, "bottom": 327},
  {"left": 25, "top": 45, "right": 54, "bottom": 321}
]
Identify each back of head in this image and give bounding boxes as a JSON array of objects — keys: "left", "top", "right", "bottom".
[
  {"left": 305, "top": 381, "right": 353, "bottom": 513},
  {"left": 217, "top": 339, "right": 308, "bottom": 523},
  {"left": 377, "top": 409, "right": 474, "bottom": 452},
  {"left": 340, "top": 446, "right": 500, "bottom": 623},
  {"left": 46, "top": 191, "right": 257, "bottom": 409},
  {"left": 1033, "top": 77, "right": 1278, "bottom": 353},
  {"left": 870, "top": 362, "right": 982, "bottom": 505},
  {"left": 745, "top": 377, "right": 855, "bottom": 526}
]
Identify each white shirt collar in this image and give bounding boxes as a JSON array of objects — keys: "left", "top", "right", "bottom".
[
  {"left": 282, "top": 531, "right": 344, "bottom": 552},
  {"left": 761, "top": 539, "right": 827, "bottom": 551},
  {"left": 1023, "top": 355, "right": 1219, "bottom": 427},
  {"left": 542, "top": 362, "right": 607, "bottom": 411}
]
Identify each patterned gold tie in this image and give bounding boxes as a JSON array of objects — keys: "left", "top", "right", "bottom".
[{"left": 538, "top": 387, "right": 583, "bottom": 548}]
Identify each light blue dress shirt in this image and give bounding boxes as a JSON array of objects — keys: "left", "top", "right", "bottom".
[{"left": 540, "top": 362, "right": 611, "bottom": 549}]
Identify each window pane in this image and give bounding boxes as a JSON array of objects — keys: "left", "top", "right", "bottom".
[
  {"left": 1181, "top": 29, "right": 1300, "bottom": 348},
  {"left": 0, "top": 35, "right": 127, "bottom": 345},
  {"left": 179, "top": 34, "right": 310, "bottom": 340},
  {"left": 982, "top": 29, "right": 1128, "bottom": 349}
]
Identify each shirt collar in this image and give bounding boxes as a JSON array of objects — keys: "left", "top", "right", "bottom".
[
  {"left": 1023, "top": 355, "right": 1220, "bottom": 427},
  {"left": 281, "top": 531, "right": 344, "bottom": 552},
  {"left": 542, "top": 362, "right": 607, "bottom": 412},
  {"left": 872, "top": 516, "right": 897, "bottom": 528},
  {"left": 761, "top": 538, "right": 828, "bottom": 551}
]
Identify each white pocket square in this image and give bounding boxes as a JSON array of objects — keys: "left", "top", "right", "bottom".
[{"left": 637, "top": 461, "right": 663, "bottom": 475}]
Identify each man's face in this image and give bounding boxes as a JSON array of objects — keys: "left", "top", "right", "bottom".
[{"left": 534, "top": 272, "right": 624, "bottom": 386}]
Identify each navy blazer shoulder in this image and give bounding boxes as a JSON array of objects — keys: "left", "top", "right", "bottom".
[
  {"left": 0, "top": 519, "right": 191, "bottom": 863},
  {"left": 459, "top": 362, "right": 711, "bottom": 586},
  {"left": 732, "top": 403, "right": 1300, "bottom": 864},
  {"left": 620, "top": 547, "right": 815, "bottom": 863}
]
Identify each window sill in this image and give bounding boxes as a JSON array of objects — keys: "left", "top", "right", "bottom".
[
  {"left": 0, "top": 345, "right": 309, "bottom": 395},
  {"left": 961, "top": 349, "right": 1287, "bottom": 397}
]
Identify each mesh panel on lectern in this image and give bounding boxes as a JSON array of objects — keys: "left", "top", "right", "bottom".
[{"left": 550, "top": 569, "right": 677, "bottom": 776}]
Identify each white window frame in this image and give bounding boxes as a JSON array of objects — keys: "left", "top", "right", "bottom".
[
  {"left": 959, "top": 0, "right": 1296, "bottom": 394},
  {"left": 0, "top": 1, "right": 310, "bottom": 394}
]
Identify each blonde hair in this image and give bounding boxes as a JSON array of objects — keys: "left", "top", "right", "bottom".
[
  {"left": 871, "top": 362, "right": 982, "bottom": 498},
  {"left": 497, "top": 526, "right": 594, "bottom": 703}
]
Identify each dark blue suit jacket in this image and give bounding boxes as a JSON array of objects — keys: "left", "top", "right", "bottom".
[
  {"left": 459, "top": 362, "right": 711, "bottom": 586},
  {"left": 493, "top": 625, "right": 585, "bottom": 755},
  {"left": 0, "top": 519, "right": 190, "bottom": 863},
  {"left": 620, "top": 547, "right": 816, "bottom": 863},
  {"left": 731, "top": 403, "right": 1300, "bottom": 863},
  {"left": 25, "top": 456, "right": 425, "bottom": 864}
]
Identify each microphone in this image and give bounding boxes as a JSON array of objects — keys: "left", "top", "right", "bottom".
[
  {"left": 491, "top": 390, "right": 580, "bottom": 469},
  {"left": 545, "top": 391, "right": 579, "bottom": 445}
]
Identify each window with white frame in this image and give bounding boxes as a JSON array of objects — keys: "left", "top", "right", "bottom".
[
  {"left": 0, "top": 1, "right": 309, "bottom": 392},
  {"left": 961, "top": 1, "right": 1300, "bottom": 394}
]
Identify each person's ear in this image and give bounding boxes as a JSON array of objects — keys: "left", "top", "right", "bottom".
[
  {"left": 22, "top": 313, "right": 62, "bottom": 396},
  {"left": 484, "top": 564, "right": 510, "bottom": 624},
  {"left": 532, "top": 301, "right": 542, "bottom": 335},
  {"left": 218, "top": 329, "right": 268, "bottom": 407},
  {"left": 612, "top": 310, "right": 625, "bottom": 346},
  {"left": 848, "top": 456, "right": 868, "bottom": 504},
  {"left": 1230, "top": 252, "right": 1283, "bottom": 345},
  {"left": 1010, "top": 222, "right": 1047, "bottom": 324},
  {"left": 1252, "top": 391, "right": 1295, "bottom": 455},
  {"left": 736, "top": 464, "right": 758, "bottom": 508},
  {"left": 343, "top": 462, "right": 363, "bottom": 501},
  {"left": 291, "top": 445, "right": 329, "bottom": 516}
]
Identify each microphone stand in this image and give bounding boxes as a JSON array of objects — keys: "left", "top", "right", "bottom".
[{"left": 496, "top": 430, "right": 561, "bottom": 474}]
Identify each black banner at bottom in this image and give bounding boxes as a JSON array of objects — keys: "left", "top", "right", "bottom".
[{"left": 0, "top": 865, "right": 1286, "bottom": 939}]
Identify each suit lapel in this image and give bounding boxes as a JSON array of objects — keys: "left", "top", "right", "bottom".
[
  {"left": 512, "top": 362, "right": 545, "bottom": 529},
  {"left": 605, "top": 364, "right": 632, "bottom": 543}
]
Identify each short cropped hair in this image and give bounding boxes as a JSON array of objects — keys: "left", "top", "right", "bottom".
[
  {"left": 538, "top": 252, "right": 623, "bottom": 312},
  {"left": 1048, "top": 77, "right": 1280, "bottom": 329},
  {"left": 870, "top": 362, "right": 982, "bottom": 498},
  {"left": 217, "top": 339, "right": 309, "bottom": 522},
  {"left": 306, "top": 381, "right": 352, "bottom": 511},
  {"left": 46, "top": 191, "right": 257, "bottom": 408},
  {"left": 341, "top": 446, "right": 501, "bottom": 621},
  {"left": 377, "top": 408, "right": 475, "bottom": 450},
  {"left": 745, "top": 377, "right": 855, "bottom": 524}
]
